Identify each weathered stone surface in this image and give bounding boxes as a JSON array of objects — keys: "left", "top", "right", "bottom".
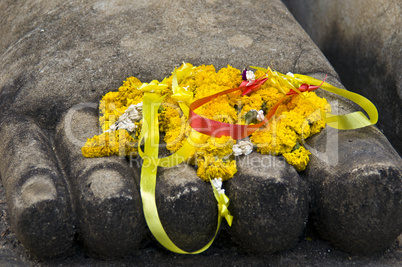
[
  {"left": 0, "top": 114, "right": 74, "bottom": 258},
  {"left": 226, "top": 153, "right": 308, "bottom": 253},
  {"left": 303, "top": 76, "right": 402, "bottom": 254},
  {"left": 283, "top": 0, "right": 402, "bottom": 155},
  {"left": 0, "top": 0, "right": 338, "bottom": 130},
  {"left": 55, "top": 105, "right": 147, "bottom": 258}
]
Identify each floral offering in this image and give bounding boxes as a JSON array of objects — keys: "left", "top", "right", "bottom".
[
  {"left": 82, "top": 63, "right": 331, "bottom": 174},
  {"left": 81, "top": 63, "right": 377, "bottom": 254}
]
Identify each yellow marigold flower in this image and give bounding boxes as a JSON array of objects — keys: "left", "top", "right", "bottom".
[
  {"left": 257, "top": 86, "right": 284, "bottom": 110},
  {"left": 239, "top": 93, "right": 264, "bottom": 114},
  {"left": 196, "top": 156, "right": 237, "bottom": 182},
  {"left": 197, "top": 136, "right": 235, "bottom": 158},
  {"left": 199, "top": 96, "right": 238, "bottom": 124},
  {"left": 158, "top": 104, "right": 187, "bottom": 152},
  {"left": 283, "top": 146, "right": 311, "bottom": 172},
  {"left": 81, "top": 129, "right": 137, "bottom": 158},
  {"left": 216, "top": 65, "right": 242, "bottom": 88}
]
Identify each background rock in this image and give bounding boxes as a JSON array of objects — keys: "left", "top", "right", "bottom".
[{"left": 282, "top": 0, "right": 402, "bottom": 155}]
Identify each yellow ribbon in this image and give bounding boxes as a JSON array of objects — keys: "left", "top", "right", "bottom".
[
  {"left": 139, "top": 91, "right": 227, "bottom": 254},
  {"left": 211, "top": 183, "right": 233, "bottom": 226},
  {"left": 139, "top": 78, "right": 169, "bottom": 92},
  {"left": 170, "top": 66, "right": 194, "bottom": 118},
  {"left": 251, "top": 66, "right": 378, "bottom": 130},
  {"left": 293, "top": 74, "right": 378, "bottom": 130}
]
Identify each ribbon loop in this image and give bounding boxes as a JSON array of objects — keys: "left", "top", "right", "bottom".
[
  {"left": 218, "top": 194, "right": 233, "bottom": 226},
  {"left": 140, "top": 91, "right": 224, "bottom": 254},
  {"left": 293, "top": 74, "right": 378, "bottom": 129},
  {"left": 171, "top": 67, "right": 194, "bottom": 117}
]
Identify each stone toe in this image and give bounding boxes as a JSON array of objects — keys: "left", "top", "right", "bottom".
[
  {"left": 55, "top": 106, "right": 147, "bottom": 258},
  {"left": 132, "top": 163, "right": 218, "bottom": 253},
  {"left": 0, "top": 115, "right": 74, "bottom": 258},
  {"left": 306, "top": 127, "right": 402, "bottom": 254},
  {"left": 226, "top": 153, "right": 308, "bottom": 253},
  {"left": 11, "top": 172, "right": 74, "bottom": 258}
]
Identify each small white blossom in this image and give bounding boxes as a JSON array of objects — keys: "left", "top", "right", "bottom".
[
  {"left": 107, "top": 102, "right": 143, "bottom": 133},
  {"left": 116, "top": 119, "right": 136, "bottom": 132},
  {"left": 246, "top": 70, "right": 256, "bottom": 81},
  {"left": 124, "top": 102, "right": 143, "bottom": 121},
  {"left": 232, "top": 140, "right": 254, "bottom": 156},
  {"left": 286, "top": 72, "right": 294, "bottom": 77},
  {"left": 256, "top": 110, "right": 265, "bottom": 122},
  {"left": 232, "top": 145, "right": 243, "bottom": 157},
  {"left": 212, "top": 178, "right": 225, "bottom": 195}
]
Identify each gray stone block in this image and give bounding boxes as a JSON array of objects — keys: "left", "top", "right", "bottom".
[
  {"left": 226, "top": 153, "right": 308, "bottom": 253},
  {"left": 55, "top": 106, "right": 147, "bottom": 258},
  {"left": 283, "top": 0, "right": 402, "bottom": 155},
  {"left": 0, "top": 114, "right": 74, "bottom": 258}
]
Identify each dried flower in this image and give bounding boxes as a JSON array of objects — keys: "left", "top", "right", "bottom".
[
  {"left": 106, "top": 102, "right": 143, "bottom": 133},
  {"left": 211, "top": 178, "right": 225, "bottom": 195},
  {"left": 232, "top": 140, "right": 254, "bottom": 156},
  {"left": 256, "top": 109, "right": 265, "bottom": 121}
]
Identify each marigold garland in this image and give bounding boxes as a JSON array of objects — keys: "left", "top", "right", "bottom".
[
  {"left": 82, "top": 63, "right": 331, "bottom": 176},
  {"left": 81, "top": 62, "right": 378, "bottom": 254}
]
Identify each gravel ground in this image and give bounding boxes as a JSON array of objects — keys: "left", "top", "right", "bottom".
[{"left": 1, "top": 182, "right": 401, "bottom": 267}]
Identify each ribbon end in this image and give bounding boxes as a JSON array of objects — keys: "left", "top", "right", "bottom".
[{"left": 226, "top": 215, "right": 233, "bottom": 227}]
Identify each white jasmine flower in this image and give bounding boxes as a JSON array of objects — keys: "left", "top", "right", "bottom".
[
  {"left": 109, "top": 124, "right": 117, "bottom": 131},
  {"left": 125, "top": 102, "right": 143, "bottom": 121},
  {"left": 232, "top": 140, "right": 254, "bottom": 156},
  {"left": 107, "top": 102, "right": 143, "bottom": 133},
  {"left": 117, "top": 120, "right": 136, "bottom": 132},
  {"left": 232, "top": 145, "right": 243, "bottom": 157},
  {"left": 212, "top": 178, "right": 225, "bottom": 195},
  {"left": 286, "top": 72, "right": 294, "bottom": 77},
  {"left": 246, "top": 70, "right": 256, "bottom": 81},
  {"left": 256, "top": 110, "right": 265, "bottom": 122}
]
